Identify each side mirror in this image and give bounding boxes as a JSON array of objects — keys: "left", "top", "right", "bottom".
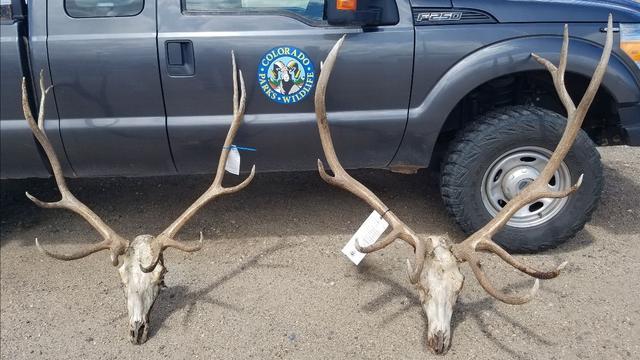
[{"left": 325, "top": 0, "right": 399, "bottom": 27}]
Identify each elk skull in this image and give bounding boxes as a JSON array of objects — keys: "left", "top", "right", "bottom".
[
  {"left": 117, "top": 235, "right": 166, "bottom": 344},
  {"left": 25, "top": 52, "right": 253, "bottom": 343},
  {"left": 409, "top": 237, "right": 463, "bottom": 354}
]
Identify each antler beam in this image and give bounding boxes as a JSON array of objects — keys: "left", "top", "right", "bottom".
[
  {"left": 24, "top": 70, "right": 129, "bottom": 266},
  {"left": 315, "top": 35, "right": 434, "bottom": 282},
  {"left": 450, "top": 14, "right": 613, "bottom": 304},
  {"left": 141, "top": 51, "right": 256, "bottom": 272}
]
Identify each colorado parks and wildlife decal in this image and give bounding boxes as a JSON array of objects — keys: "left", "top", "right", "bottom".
[{"left": 257, "top": 45, "right": 315, "bottom": 104}]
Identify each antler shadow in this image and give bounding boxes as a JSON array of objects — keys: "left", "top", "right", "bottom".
[
  {"left": 147, "top": 239, "right": 299, "bottom": 338},
  {"left": 354, "top": 260, "right": 556, "bottom": 356}
]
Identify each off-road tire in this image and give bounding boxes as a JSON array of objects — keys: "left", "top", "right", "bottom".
[{"left": 440, "top": 106, "right": 603, "bottom": 252}]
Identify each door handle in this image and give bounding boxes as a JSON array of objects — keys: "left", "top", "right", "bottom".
[{"left": 166, "top": 40, "right": 194, "bottom": 76}]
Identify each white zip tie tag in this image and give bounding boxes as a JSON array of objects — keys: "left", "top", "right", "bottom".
[
  {"left": 342, "top": 210, "right": 389, "bottom": 265},
  {"left": 225, "top": 146, "right": 241, "bottom": 175}
]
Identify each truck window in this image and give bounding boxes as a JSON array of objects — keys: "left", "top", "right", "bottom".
[
  {"left": 182, "top": 0, "right": 325, "bottom": 21},
  {"left": 65, "top": 0, "right": 144, "bottom": 18}
]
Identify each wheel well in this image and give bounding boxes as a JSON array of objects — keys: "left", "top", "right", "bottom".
[{"left": 433, "top": 71, "right": 623, "bottom": 163}]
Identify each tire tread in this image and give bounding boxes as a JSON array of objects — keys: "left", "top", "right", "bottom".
[{"left": 440, "top": 105, "right": 603, "bottom": 252}]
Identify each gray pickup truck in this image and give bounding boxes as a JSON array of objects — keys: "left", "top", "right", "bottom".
[{"left": 1, "top": 0, "right": 639, "bottom": 251}]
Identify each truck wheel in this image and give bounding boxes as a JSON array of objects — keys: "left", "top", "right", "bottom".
[{"left": 440, "top": 106, "right": 603, "bottom": 252}]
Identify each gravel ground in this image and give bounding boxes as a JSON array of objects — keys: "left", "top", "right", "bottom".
[{"left": 1, "top": 146, "right": 638, "bottom": 360}]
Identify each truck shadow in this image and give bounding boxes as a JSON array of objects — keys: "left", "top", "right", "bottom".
[
  {"left": 1, "top": 164, "right": 637, "bottom": 252},
  {"left": 0, "top": 169, "right": 448, "bottom": 246}
]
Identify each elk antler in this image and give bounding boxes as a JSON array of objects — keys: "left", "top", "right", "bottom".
[
  {"left": 315, "top": 35, "right": 434, "bottom": 282},
  {"left": 141, "top": 51, "right": 256, "bottom": 272},
  {"left": 449, "top": 14, "right": 614, "bottom": 304},
  {"left": 23, "top": 70, "right": 129, "bottom": 266}
]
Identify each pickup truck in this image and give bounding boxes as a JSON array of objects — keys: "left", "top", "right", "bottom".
[{"left": 1, "top": 0, "right": 639, "bottom": 252}]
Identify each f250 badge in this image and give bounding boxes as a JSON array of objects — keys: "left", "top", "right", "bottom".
[
  {"left": 416, "top": 11, "right": 463, "bottom": 22},
  {"left": 257, "top": 46, "right": 315, "bottom": 104}
]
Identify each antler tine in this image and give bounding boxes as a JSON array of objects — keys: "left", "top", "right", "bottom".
[
  {"left": 35, "top": 237, "right": 108, "bottom": 261},
  {"left": 140, "top": 232, "right": 204, "bottom": 274},
  {"left": 477, "top": 240, "right": 568, "bottom": 279},
  {"left": 36, "top": 70, "right": 51, "bottom": 131},
  {"left": 468, "top": 258, "right": 540, "bottom": 305},
  {"left": 355, "top": 229, "right": 400, "bottom": 253},
  {"left": 406, "top": 238, "right": 430, "bottom": 284},
  {"left": 142, "top": 51, "right": 255, "bottom": 272},
  {"left": 358, "top": 230, "right": 429, "bottom": 284},
  {"left": 531, "top": 24, "right": 576, "bottom": 115},
  {"left": 23, "top": 72, "right": 128, "bottom": 266},
  {"left": 314, "top": 38, "right": 389, "bottom": 218},
  {"left": 452, "top": 15, "right": 614, "bottom": 303},
  {"left": 575, "top": 14, "right": 614, "bottom": 125},
  {"left": 537, "top": 14, "right": 613, "bottom": 184}
]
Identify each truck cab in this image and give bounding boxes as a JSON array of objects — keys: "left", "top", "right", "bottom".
[{"left": 2, "top": 0, "right": 640, "bottom": 251}]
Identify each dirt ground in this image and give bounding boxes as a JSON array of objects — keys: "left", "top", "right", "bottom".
[{"left": 1, "top": 146, "right": 638, "bottom": 360}]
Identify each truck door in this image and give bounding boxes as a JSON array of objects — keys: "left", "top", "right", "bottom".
[
  {"left": 46, "top": 0, "right": 174, "bottom": 176},
  {"left": 1, "top": 0, "right": 51, "bottom": 178},
  {"left": 158, "top": 0, "right": 414, "bottom": 173}
]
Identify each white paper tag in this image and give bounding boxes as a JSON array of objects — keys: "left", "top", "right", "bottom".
[
  {"left": 342, "top": 210, "right": 389, "bottom": 265},
  {"left": 225, "top": 147, "right": 240, "bottom": 175}
]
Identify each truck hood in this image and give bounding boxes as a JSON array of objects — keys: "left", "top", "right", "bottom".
[{"left": 451, "top": 0, "right": 640, "bottom": 23}]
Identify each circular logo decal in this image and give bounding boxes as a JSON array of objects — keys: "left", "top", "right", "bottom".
[{"left": 257, "top": 46, "right": 316, "bottom": 104}]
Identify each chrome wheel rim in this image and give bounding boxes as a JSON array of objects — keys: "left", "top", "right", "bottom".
[{"left": 481, "top": 146, "right": 571, "bottom": 228}]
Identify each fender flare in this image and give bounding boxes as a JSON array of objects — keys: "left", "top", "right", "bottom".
[{"left": 391, "top": 35, "right": 640, "bottom": 168}]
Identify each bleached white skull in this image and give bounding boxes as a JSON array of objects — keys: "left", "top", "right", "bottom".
[
  {"left": 118, "top": 235, "right": 166, "bottom": 344},
  {"left": 411, "top": 236, "right": 464, "bottom": 354}
]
